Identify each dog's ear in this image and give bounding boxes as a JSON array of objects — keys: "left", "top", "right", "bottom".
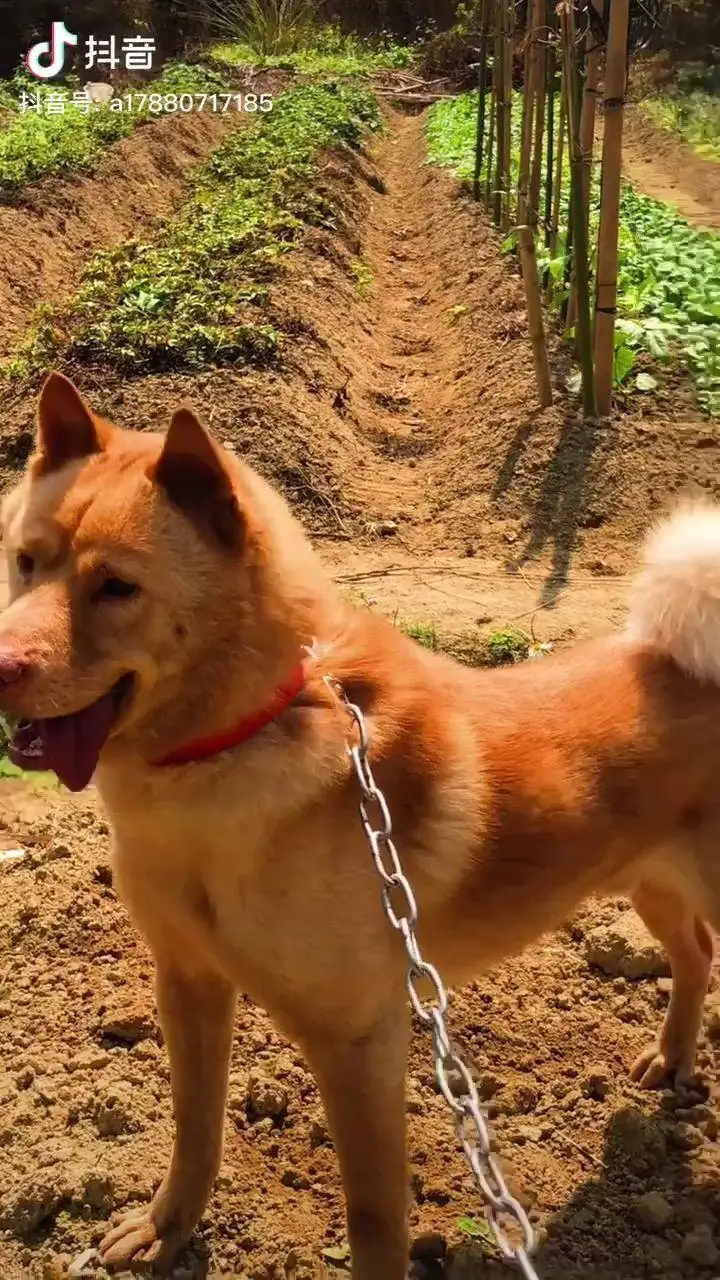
[
  {"left": 150, "top": 406, "right": 243, "bottom": 551},
  {"left": 36, "top": 372, "right": 107, "bottom": 473}
]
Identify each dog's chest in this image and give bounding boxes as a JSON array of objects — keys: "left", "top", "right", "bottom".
[{"left": 106, "top": 773, "right": 399, "bottom": 1029}]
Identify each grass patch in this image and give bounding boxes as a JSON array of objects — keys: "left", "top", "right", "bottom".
[
  {"left": 0, "top": 714, "right": 12, "bottom": 758},
  {"left": 5, "top": 81, "right": 380, "bottom": 378},
  {"left": 0, "top": 757, "right": 59, "bottom": 787},
  {"left": 426, "top": 92, "right": 720, "bottom": 416},
  {"left": 350, "top": 258, "right": 373, "bottom": 294},
  {"left": 0, "top": 715, "right": 57, "bottom": 786},
  {"left": 204, "top": 0, "right": 322, "bottom": 56},
  {"left": 457, "top": 1215, "right": 499, "bottom": 1253},
  {"left": 642, "top": 91, "right": 720, "bottom": 164},
  {"left": 486, "top": 627, "right": 531, "bottom": 665},
  {"left": 211, "top": 27, "right": 414, "bottom": 77},
  {"left": 400, "top": 619, "right": 442, "bottom": 651},
  {"left": 399, "top": 618, "right": 534, "bottom": 667},
  {"left": 0, "top": 63, "right": 229, "bottom": 200}
]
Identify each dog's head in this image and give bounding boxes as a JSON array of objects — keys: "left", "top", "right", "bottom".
[{"left": 0, "top": 373, "right": 324, "bottom": 790}]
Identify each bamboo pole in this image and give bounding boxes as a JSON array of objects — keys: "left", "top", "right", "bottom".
[
  {"left": 501, "top": 0, "right": 513, "bottom": 230},
  {"left": 473, "top": 0, "right": 490, "bottom": 201},
  {"left": 568, "top": 14, "right": 602, "bottom": 341},
  {"left": 561, "top": 175, "right": 574, "bottom": 321},
  {"left": 528, "top": 0, "right": 547, "bottom": 227},
  {"left": 562, "top": 39, "right": 580, "bottom": 324},
  {"left": 544, "top": 7, "right": 557, "bottom": 247},
  {"left": 549, "top": 72, "right": 566, "bottom": 258},
  {"left": 492, "top": 1, "right": 504, "bottom": 225},
  {"left": 560, "top": 0, "right": 597, "bottom": 420},
  {"left": 594, "top": 0, "right": 630, "bottom": 416},
  {"left": 565, "top": 36, "right": 584, "bottom": 336},
  {"left": 518, "top": 225, "right": 553, "bottom": 407},
  {"left": 485, "top": 78, "right": 496, "bottom": 207},
  {"left": 516, "top": 0, "right": 537, "bottom": 227},
  {"left": 579, "top": 23, "right": 601, "bottom": 223}
]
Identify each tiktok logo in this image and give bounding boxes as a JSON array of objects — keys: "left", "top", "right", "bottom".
[{"left": 26, "top": 21, "right": 79, "bottom": 79}]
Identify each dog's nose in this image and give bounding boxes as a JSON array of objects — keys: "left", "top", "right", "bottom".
[{"left": 0, "top": 650, "right": 29, "bottom": 687}]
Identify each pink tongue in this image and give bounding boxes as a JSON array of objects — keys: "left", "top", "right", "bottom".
[{"left": 10, "top": 692, "right": 118, "bottom": 792}]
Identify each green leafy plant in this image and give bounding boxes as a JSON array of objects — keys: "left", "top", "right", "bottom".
[
  {"left": 0, "top": 62, "right": 228, "bottom": 199},
  {"left": 398, "top": 618, "right": 536, "bottom": 667},
  {"left": 400, "top": 619, "right": 440, "bottom": 651},
  {"left": 0, "top": 715, "right": 24, "bottom": 780},
  {"left": 350, "top": 258, "right": 373, "bottom": 294},
  {"left": 150, "top": 62, "right": 228, "bottom": 95},
  {"left": 0, "top": 714, "right": 12, "bottom": 758},
  {"left": 615, "top": 187, "right": 720, "bottom": 415},
  {"left": 6, "top": 82, "right": 380, "bottom": 377},
  {"left": 612, "top": 329, "right": 636, "bottom": 385},
  {"left": 211, "top": 26, "right": 414, "bottom": 76},
  {"left": 203, "top": 0, "right": 321, "bottom": 56},
  {"left": 322, "top": 1242, "right": 352, "bottom": 1265},
  {"left": 457, "top": 1215, "right": 499, "bottom": 1252},
  {"left": 486, "top": 628, "right": 530, "bottom": 665}
]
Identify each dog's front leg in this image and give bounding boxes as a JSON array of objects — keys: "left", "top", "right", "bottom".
[
  {"left": 302, "top": 1005, "right": 410, "bottom": 1280},
  {"left": 99, "top": 960, "right": 236, "bottom": 1271}
]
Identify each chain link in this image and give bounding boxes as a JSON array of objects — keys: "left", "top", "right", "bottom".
[{"left": 324, "top": 674, "right": 541, "bottom": 1280}]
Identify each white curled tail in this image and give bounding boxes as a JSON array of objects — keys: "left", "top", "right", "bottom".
[{"left": 628, "top": 504, "right": 720, "bottom": 684}]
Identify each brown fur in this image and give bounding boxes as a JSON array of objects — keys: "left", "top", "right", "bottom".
[{"left": 1, "top": 373, "right": 719, "bottom": 1277}]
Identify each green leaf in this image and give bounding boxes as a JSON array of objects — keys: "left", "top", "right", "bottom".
[
  {"left": 613, "top": 342, "right": 636, "bottom": 385},
  {"left": 322, "top": 1243, "right": 351, "bottom": 1263},
  {"left": 547, "top": 254, "right": 565, "bottom": 282},
  {"left": 641, "top": 327, "right": 669, "bottom": 359},
  {"left": 616, "top": 319, "right": 643, "bottom": 342},
  {"left": 457, "top": 1216, "right": 498, "bottom": 1249},
  {"left": 635, "top": 371, "right": 658, "bottom": 392}
]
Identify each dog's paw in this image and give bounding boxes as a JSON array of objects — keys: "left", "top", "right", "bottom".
[
  {"left": 99, "top": 1206, "right": 184, "bottom": 1271},
  {"left": 630, "top": 1042, "right": 695, "bottom": 1090}
]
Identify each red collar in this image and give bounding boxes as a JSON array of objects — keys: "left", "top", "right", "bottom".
[{"left": 153, "top": 664, "right": 305, "bottom": 767}]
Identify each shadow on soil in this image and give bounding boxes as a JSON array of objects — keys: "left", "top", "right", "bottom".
[
  {"left": 493, "top": 416, "right": 602, "bottom": 608},
  {"left": 420, "top": 1099, "right": 717, "bottom": 1278}
]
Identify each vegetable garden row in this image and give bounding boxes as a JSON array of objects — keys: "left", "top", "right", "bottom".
[
  {"left": 0, "top": 16, "right": 718, "bottom": 426},
  {"left": 428, "top": 92, "right": 720, "bottom": 416}
]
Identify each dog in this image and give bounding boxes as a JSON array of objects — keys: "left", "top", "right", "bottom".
[{"left": 1, "top": 370, "right": 719, "bottom": 1278}]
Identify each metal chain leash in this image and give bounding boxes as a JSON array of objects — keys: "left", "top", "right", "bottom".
[{"left": 323, "top": 674, "right": 541, "bottom": 1280}]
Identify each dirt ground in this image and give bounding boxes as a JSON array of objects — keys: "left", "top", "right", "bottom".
[
  {"left": 1, "top": 94, "right": 720, "bottom": 1280},
  {"left": 2, "top": 785, "right": 720, "bottom": 1280}
]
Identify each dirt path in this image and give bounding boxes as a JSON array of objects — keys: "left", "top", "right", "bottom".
[
  {"left": 621, "top": 105, "right": 720, "bottom": 232},
  {"left": 337, "top": 113, "right": 466, "bottom": 524},
  {"left": 323, "top": 109, "right": 716, "bottom": 645}
]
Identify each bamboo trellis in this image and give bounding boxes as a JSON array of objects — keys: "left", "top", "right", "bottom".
[{"left": 470, "top": 0, "right": 633, "bottom": 420}]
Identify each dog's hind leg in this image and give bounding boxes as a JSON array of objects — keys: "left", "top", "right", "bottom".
[
  {"left": 99, "top": 960, "right": 236, "bottom": 1271},
  {"left": 629, "top": 877, "right": 712, "bottom": 1089},
  {"left": 300, "top": 1004, "right": 410, "bottom": 1280}
]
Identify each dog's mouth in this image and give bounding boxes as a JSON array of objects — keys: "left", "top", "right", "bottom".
[{"left": 9, "top": 674, "right": 134, "bottom": 792}]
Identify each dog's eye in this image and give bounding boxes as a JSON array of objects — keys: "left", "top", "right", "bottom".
[
  {"left": 16, "top": 552, "right": 34, "bottom": 577},
  {"left": 94, "top": 578, "right": 139, "bottom": 603}
]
